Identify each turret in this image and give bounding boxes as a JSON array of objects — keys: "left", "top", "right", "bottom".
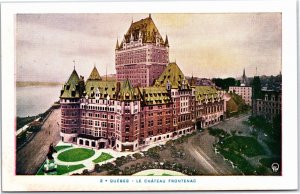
[
  {"left": 115, "top": 38, "right": 119, "bottom": 50},
  {"left": 165, "top": 35, "right": 169, "bottom": 47}
]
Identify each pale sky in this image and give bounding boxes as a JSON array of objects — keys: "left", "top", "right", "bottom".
[{"left": 16, "top": 13, "right": 281, "bottom": 82}]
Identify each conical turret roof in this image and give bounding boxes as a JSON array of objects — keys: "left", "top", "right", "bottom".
[
  {"left": 115, "top": 39, "right": 119, "bottom": 50},
  {"left": 87, "top": 66, "right": 102, "bottom": 81},
  {"left": 165, "top": 35, "right": 169, "bottom": 47},
  {"left": 67, "top": 69, "right": 80, "bottom": 85},
  {"left": 60, "top": 69, "right": 81, "bottom": 98}
]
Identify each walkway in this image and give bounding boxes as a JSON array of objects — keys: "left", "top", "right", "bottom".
[
  {"left": 53, "top": 142, "right": 135, "bottom": 175},
  {"left": 16, "top": 109, "right": 61, "bottom": 175},
  {"left": 133, "top": 169, "right": 186, "bottom": 176}
]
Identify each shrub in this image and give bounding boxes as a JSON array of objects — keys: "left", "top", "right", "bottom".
[
  {"left": 133, "top": 153, "right": 142, "bottom": 159},
  {"left": 94, "top": 164, "right": 101, "bottom": 173},
  {"left": 82, "top": 169, "right": 90, "bottom": 175}
]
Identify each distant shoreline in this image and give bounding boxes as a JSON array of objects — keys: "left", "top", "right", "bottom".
[{"left": 16, "top": 81, "right": 63, "bottom": 87}]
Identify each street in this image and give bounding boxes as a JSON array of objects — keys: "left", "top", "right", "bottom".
[
  {"left": 184, "top": 112, "right": 252, "bottom": 175},
  {"left": 16, "top": 108, "right": 61, "bottom": 175}
]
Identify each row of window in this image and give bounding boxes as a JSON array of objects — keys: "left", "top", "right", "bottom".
[
  {"left": 82, "top": 112, "right": 114, "bottom": 119},
  {"left": 62, "top": 111, "right": 78, "bottom": 116},
  {"left": 81, "top": 105, "right": 115, "bottom": 112}
]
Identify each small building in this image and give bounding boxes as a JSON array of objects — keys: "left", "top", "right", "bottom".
[{"left": 228, "top": 86, "right": 252, "bottom": 106}]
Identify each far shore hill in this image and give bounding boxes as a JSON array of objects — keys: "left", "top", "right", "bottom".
[
  {"left": 16, "top": 75, "right": 117, "bottom": 87},
  {"left": 16, "top": 81, "right": 64, "bottom": 87}
]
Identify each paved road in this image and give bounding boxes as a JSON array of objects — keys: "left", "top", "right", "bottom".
[
  {"left": 187, "top": 130, "right": 240, "bottom": 175},
  {"left": 184, "top": 113, "right": 252, "bottom": 175},
  {"left": 215, "top": 112, "right": 251, "bottom": 134},
  {"left": 16, "top": 108, "right": 61, "bottom": 175}
]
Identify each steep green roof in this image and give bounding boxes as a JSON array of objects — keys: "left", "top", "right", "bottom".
[
  {"left": 117, "top": 78, "right": 140, "bottom": 101},
  {"left": 85, "top": 80, "right": 117, "bottom": 99},
  {"left": 194, "top": 86, "right": 219, "bottom": 102},
  {"left": 87, "top": 66, "right": 102, "bottom": 81},
  {"left": 119, "top": 15, "right": 165, "bottom": 49},
  {"left": 139, "top": 86, "right": 171, "bottom": 105},
  {"left": 60, "top": 69, "right": 81, "bottom": 98},
  {"left": 156, "top": 62, "right": 190, "bottom": 89}
]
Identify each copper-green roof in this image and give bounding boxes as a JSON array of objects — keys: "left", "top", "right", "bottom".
[
  {"left": 140, "top": 86, "right": 171, "bottom": 105},
  {"left": 117, "top": 78, "right": 140, "bottom": 101},
  {"left": 87, "top": 66, "right": 102, "bottom": 81},
  {"left": 119, "top": 15, "right": 165, "bottom": 49},
  {"left": 60, "top": 69, "right": 81, "bottom": 98},
  {"left": 156, "top": 62, "right": 190, "bottom": 90},
  {"left": 195, "top": 86, "right": 218, "bottom": 102},
  {"left": 85, "top": 80, "right": 117, "bottom": 99}
]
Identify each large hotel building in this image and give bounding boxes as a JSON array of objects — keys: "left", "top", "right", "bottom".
[{"left": 60, "top": 15, "right": 226, "bottom": 151}]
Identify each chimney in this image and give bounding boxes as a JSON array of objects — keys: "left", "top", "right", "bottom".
[{"left": 116, "top": 82, "right": 121, "bottom": 93}]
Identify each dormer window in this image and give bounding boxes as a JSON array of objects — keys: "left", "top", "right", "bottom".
[
  {"left": 265, "top": 94, "right": 268, "bottom": 101},
  {"left": 271, "top": 95, "right": 275, "bottom": 101}
]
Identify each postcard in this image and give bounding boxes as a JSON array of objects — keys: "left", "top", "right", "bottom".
[{"left": 1, "top": 0, "right": 298, "bottom": 191}]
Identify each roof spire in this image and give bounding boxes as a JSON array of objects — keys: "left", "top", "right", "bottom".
[
  {"left": 149, "top": 13, "right": 151, "bottom": 18},
  {"left": 73, "top": 59, "right": 76, "bottom": 70},
  {"left": 115, "top": 38, "right": 119, "bottom": 50},
  {"left": 106, "top": 64, "right": 108, "bottom": 85},
  {"left": 165, "top": 34, "right": 169, "bottom": 47}
]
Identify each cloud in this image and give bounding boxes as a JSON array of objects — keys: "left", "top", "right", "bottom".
[{"left": 16, "top": 13, "right": 281, "bottom": 82}]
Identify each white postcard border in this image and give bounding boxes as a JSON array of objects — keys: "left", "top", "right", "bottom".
[{"left": 1, "top": 1, "right": 298, "bottom": 191}]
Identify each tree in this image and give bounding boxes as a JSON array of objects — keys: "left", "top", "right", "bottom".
[
  {"left": 82, "top": 169, "right": 90, "bottom": 175},
  {"left": 212, "top": 77, "right": 238, "bottom": 90},
  {"left": 133, "top": 153, "right": 142, "bottom": 159},
  {"left": 251, "top": 76, "right": 262, "bottom": 99}
]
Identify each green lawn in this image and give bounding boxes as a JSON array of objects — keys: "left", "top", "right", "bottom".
[
  {"left": 55, "top": 145, "right": 72, "bottom": 151},
  {"left": 92, "top": 152, "right": 113, "bottom": 163},
  {"left": 220, "top": 136, "right": 265, "bottom": 157},
  {"left": 260, "top": 157, "right": 281, "bottom": 168},
  {"left": 162, "top": 173, "right": 172, "bottom": 176},
  {"left": 57, "top": 148, "right": 95, "bottom": 162},
  {"left": 218, "top": 149, "right": 254, "bottom": 175},
  {"left": 36, "top": 163, "right": 85, "bottom": 175}
]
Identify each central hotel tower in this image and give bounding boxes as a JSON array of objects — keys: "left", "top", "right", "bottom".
[{"left": 115, "top": 14, "right": 169, "bottom": 87}]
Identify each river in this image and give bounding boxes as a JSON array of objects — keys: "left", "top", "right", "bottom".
[{"left": 16, "top": 85, "right": 62, "bottom": 117}]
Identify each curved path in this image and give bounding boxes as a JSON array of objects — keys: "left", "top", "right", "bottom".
[
  {"left": 186, "top": 130, "right": 241, "bottom": 175},
  {"left": 51, "top": 143, "right": 135, "bottom": 175}
]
